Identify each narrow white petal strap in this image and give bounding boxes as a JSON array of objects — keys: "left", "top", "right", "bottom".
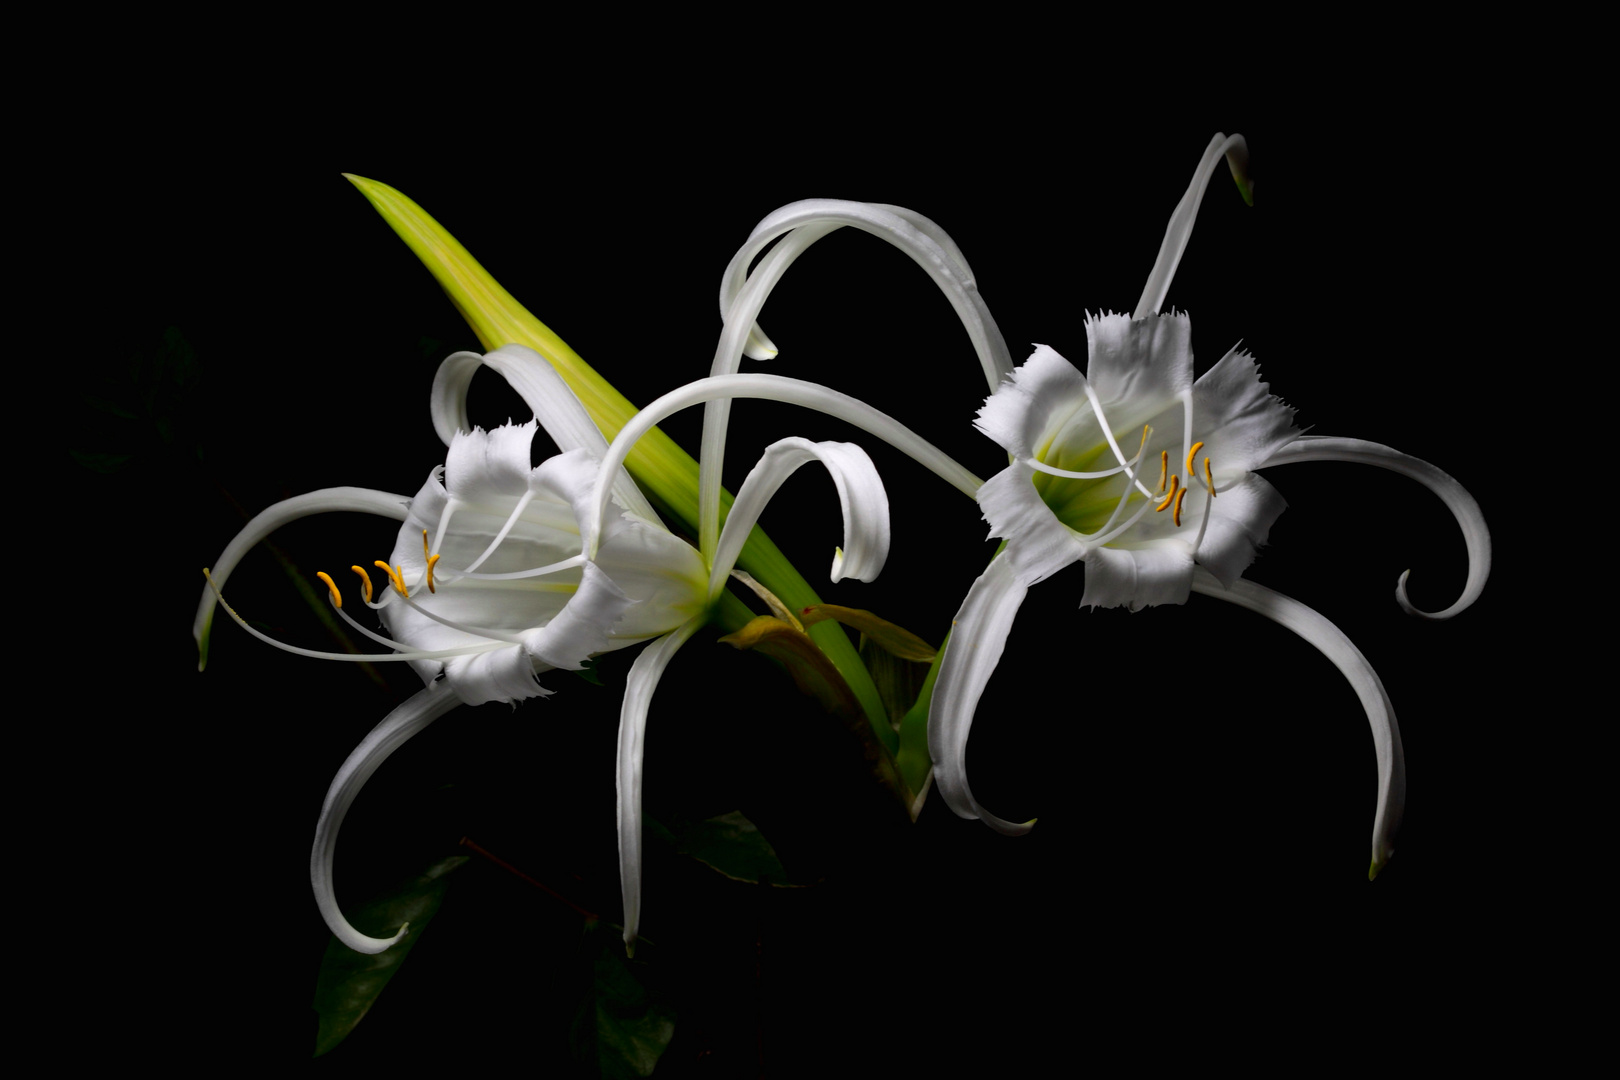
[
  {"left": 928, "top": 553, "right": 1036, "bottom": 836},
  {"left": 439, "top": 344, "right": 661, "bottom": 525},
  {"left": 1189, "top": 569, "right": 1405, "bottom": 879},
  {"left": 429, "top": 350, "right": 484, "bottom": 448},
  {"left": 194, "top": 487, "right": 411, "bottom": 666},
  {"left": 704, "top": 199, "right": 1012, "bottom": 561},
  {"left": 1261, "top": 435, "right": 1490, "bottom": 620},
  {"left": 588, "top": 373, "right": 982, "bottom": 561},
  {"left": 721, "top": 199, "right": 1014, "bottom": 392},
  {"left": 618, "top": 617, "right": 705, "bottom": 954},
  {"left": 310, "top": 681, "right": 463, "bottom": 954},
  {"left": 708, "top": 437, "right": 890, "bottom": 599},
  {"left": 1133, "top": 133, "right": 1251, "bottom": 319}
]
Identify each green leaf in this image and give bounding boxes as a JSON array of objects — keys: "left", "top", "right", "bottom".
[
  {"left": 571, "top": 924, "right": 676, "bottom": 1078},
  {"left": 311, "top": 855, "right": 469, "bottom": 1057},
  {"left": 652, "top": 810, "right": 808, "bottom": 888}
]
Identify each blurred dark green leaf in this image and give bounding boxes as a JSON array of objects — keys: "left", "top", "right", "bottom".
[
  {"left": 652, "top": 810, "right": 808, "bottom": 888},
  {"left": 311, "top": 855, "right": 469, "bottom": 1057},
  {"left": 571, "top": 923, "right": 675, "bottom": 1078}
]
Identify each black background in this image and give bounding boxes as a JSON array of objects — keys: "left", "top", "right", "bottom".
[{"left": 58, "top": 102, "right": 1527, "bottom": 1072}]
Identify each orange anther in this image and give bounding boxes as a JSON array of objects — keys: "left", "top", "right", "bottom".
[
  {"left": 1185, "top": 441, "right": 1205, "bottom": 478},
  {"left": 316, "top": 571, "right": 342, "bottom": 609},
  {"left": 350, "top": 565, "right": 374, "bottom": 604},
  {"left": 1156, "top": 474, "right": 1180, "bottom": 512},
  {"left": 1173, "top": 485, "right": 1189, "bottom": 527},
  {"left": 426, "top": 553, "right": 442, "bottom": 594}
]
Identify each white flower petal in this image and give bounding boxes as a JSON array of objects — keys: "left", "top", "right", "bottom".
[
  {"left": 618, "top": 617, "right": 705, "bottom": 954},
  {"left": 974, "top": 344, "right": 1091, "bottom": 461},
  {"left": 1084, "top": 311, "right": 1194, "bottom": 408},
  {"left": 1078, "top": 541, "right": 1194, "bottom": 610},
  {"left": 927, "top": 554, "right": 1036, "bottom": 835},
  {"left": 1134, "top": 132, "right": 1250, "bottom": 319},
  {"left": 1260, "top": 436, "right": 1491, "bottom": 620},
  {"left": 1190, "top": 346, "right": 1300, "bottom": 473},
  {"left": 588, "top": 373, "right": 982, "bottom": 560},
  {"left": 976, "top": 462, "right": 1088, "bottom": 587},
  {"left": 522, "top": 561, "right": 633, "bottom": 670},
  {"left": 1189, "top": 570, "right": 1405, "bottom": 878},
  {"left": 444, "top": 422, "right": 538, "bottom": 504},
  {"left": 429, "top": 350, "right": 484, "bottom": 449},
  {"left": 310, "top": 681, "right": 463, "bottom": 954},
  {"left": 194, "top": 487, "right": 411, "bottom": 669},
  {"left": 709, "top": 437, "right": 890, "bottom": 597},
  {"left": 721, "top": 199, "right": 1013, "bottom": 392}
]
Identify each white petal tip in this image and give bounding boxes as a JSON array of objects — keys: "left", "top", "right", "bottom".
[
  {"left": 347, "top": 922, "right": 409, "bottom": 955},
  {"left": 983, "top": 814, "right": 1037, "bottom": 837},
  {"left": 1394, "top": 568, "right": 1464, "bottom": 620}
]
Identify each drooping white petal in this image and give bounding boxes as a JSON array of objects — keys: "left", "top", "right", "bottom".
[
  {"left": 927, "top": 554, "right": 1036, "bottom": 836},
  {"left": 310, "top": 680, "right": 463, "bottom": 954},
  {"left": 1188, "top": 569, "right": 1405, "bottom": 878},
  {"left": 194, "top": 487, "right": 411, "bottom": 668},
  {"left": 701, "top": 198, "right": 1011, "bottom": 558},
  {"left": 708, "top": 437, "right": 891, "bottom": 598},
  {"left": 720, "top": 199, "right": 1014, "bottom": 392},
  {"left": 1259, "top": 436, "right": 1491, "bottom": 620},
  {"left": 617, "top": 617, "right": 705, "bottom": 954},
  {"left": 587, "top": 373, "right": 982, "bottom": 561},
  {"left": 1134, "top": 132, "right": 1251, "bottom": 320},
  {"left": 429, "top": 350, "right": 484, "bottom": 448}
]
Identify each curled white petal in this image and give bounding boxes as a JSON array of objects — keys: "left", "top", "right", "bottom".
[
  {"left": 1134, "top": 132, "right": 1250, "bottom": 319},
  {"left": 194, "top": 487, "right": 411, "bottom": 668},
  {"left": 588, "top": 373, "right": 982, "bottom": 561},
  {"left": 429, "top": 350, "right": 484, "bottom": 448},
  {"left": 1189, "top": 569, "right": 1405, "bottom": 878},
  {"left": 928, "top": 554, "right": 1035, "bottom": 836},
  {"left": 708, "top": 437, "right": 890, "bottom": 598},
  {"left": 310, "top": 681, "right": 463, "bottom": 954},
  {"left": 618, "top": 617, "right": 705, "bottom": 954},
  {"left": 1260, "top": 435, "right": 1490, "bottom": 620}
]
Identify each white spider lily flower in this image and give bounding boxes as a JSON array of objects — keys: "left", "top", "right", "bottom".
[
  {"left": 705, "top": 134, "right": 1490, "bottom": 879},
  {"left": 920, "top": 137, "right": 1491, "bottom": 880},
  {"left": 196, "top": 344, "right": 710, "bottom": 954}
]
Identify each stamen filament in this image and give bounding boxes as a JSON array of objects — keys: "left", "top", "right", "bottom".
[
  {"left": 459, "top": 489, "right": 536, "bottom": 576},
  {"left": 201, "top": 569, "right": 515, "bottom": 663}
]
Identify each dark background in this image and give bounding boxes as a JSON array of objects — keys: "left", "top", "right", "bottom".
[{"left": 59, "top": 107, "right": 1522, "bottom": 1071}]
